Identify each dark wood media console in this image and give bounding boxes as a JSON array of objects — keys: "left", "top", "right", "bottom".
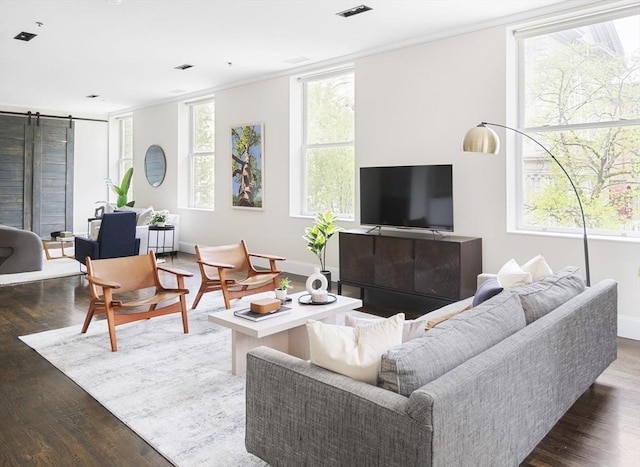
[{"left": 338, "top": 228, "right": 482, "bottom": 310}]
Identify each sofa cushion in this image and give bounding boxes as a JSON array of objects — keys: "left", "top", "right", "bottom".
[
  {"left": 379, "top": 292, "right": 526, "bottom": 396},
  {"left": 307, "top": 313, "right": 404, "bottom": 384},
  {"left": 472, "top": 276, "right": 503, "bottom": 307},
  {"left": 425, "top": 304, "right": 473, "bottom": 330},
  {"left": 512, "top": 266, "right": 585, "bottom": 324}
]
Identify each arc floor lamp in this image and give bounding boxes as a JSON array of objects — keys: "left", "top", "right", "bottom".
[{"left": 462, "top": 122, "right": 590, "bottom": 286}]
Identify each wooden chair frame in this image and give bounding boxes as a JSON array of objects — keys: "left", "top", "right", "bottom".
[
  {"left": 192, "top": 240, "right": 285, "bottom": 309},
  {"left": 83, "top": 252, "right": 193, "bottom": 351}
]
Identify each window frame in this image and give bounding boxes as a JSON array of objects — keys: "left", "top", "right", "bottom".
[
  {"left": 116, "top": 115, "right": 133, "bottom": 184},
  {"left": 299, "top": 66, "right": 355, "bottom": 220},
  {"left": 514, "top": 7, "right": 640, "bottom": 239},
  {"left": 187, "top": 97, "right": 215, "bottom": 209}
]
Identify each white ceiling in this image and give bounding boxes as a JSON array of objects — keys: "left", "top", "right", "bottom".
[{"left": 0, "top": 0, "right": 598, "bottom": 117}]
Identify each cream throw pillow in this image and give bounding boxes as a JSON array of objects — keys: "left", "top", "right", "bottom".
[
  {"left": 521, "top": 254, "right": 553, "bottom": 281},
  {"left": 497, "top": 258, "right": 532, "bottom": 288},
  {"left": 345, "top": 314, "right": 426, "bottom": 342},
  {"left": 307, "top": 313, "right": 404, "bottom": 384}
]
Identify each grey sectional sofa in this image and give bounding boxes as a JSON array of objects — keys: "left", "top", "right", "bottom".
[
  {"left": 245, "top": 268, "right": 618, "bottom": 466},
  {"left": 0, "top": 225, "right": 43, "bottom": 274}
]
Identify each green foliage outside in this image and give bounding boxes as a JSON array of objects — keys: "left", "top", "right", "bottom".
[
  {"left": 305, "top": 74, "right": 355, "bottom": 217},
  {"left": 523, "top": 20, "right": 640, "bottom": 234}
]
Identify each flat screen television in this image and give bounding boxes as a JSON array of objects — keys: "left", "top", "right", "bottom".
[{"left": 360, "top": 164, "right": 454, "bottom": 231}]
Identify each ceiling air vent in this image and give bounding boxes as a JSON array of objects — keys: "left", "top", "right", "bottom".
[
  {"left": 14, "top": 32, "right": 37, "bottom": 41},
  {"left": 336, "top": 5, "right": 372, "bottom": 18},
  {"left": 174, "top": 64, "right": 194, "bottom": 70}
]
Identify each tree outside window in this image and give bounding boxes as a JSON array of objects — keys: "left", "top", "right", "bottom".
[
  {"left": 518, "top": 11, "right": 639, "bottom": 237},
  {"left": 118, "top": 116, "right": 133, "bottom": 188},
  {"left": 189, "top": 99, "right": 215, "bottom": 208},
  {"left": 302, "top": 70, "right": 355, "bottom": 218}
]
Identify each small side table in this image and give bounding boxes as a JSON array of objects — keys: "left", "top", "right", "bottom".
[
  {"left": 42, "top": 236, "right": 75, "bottom": 260},
  {"left": 147, "top": 224, "right": 175, "bottom": 257}
]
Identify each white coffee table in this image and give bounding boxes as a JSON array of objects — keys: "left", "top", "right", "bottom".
[{"left": 208, "top": 291, "right": 363, "bottom": 375}]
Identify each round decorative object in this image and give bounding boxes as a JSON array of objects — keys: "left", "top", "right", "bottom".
[
  {"left": 297, "top": 293, "right": 337, "bottom": 305},
  {"left": 306, "top": 267, "right": 328, "bottom": 303},
  {"left": 144, "top": 144, "right": 166, "bottom": 187}
]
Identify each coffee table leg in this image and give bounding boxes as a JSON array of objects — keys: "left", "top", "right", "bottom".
[{"left": 231, "top": 330, "right": 290, "bottom": 375}]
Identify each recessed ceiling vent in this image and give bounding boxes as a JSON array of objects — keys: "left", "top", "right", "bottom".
[
  {"left": 174, "top": 64, "right": 194, "bottom": 70},
  {"left": 336, "top": 4, "right": 372, "bottom": 18},
  {"left": 14, "top": 32, "right": 37, "bottom": 41}
]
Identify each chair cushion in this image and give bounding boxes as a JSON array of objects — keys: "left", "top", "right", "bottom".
[{"left": 379, "top": 291, "right": 526, "bottom": 396}]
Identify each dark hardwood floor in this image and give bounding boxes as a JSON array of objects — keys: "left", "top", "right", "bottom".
[{"left": 1, "top": 253, "right": 638, "bottom": 466}]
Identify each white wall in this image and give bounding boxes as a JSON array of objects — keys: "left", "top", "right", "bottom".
[{"left": 73, "top": 120, "right": 109, "bottom": 234}]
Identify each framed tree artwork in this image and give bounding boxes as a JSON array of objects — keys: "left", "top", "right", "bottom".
[{"left": 231, "top": 123, "right": 264, "bottom": 209}]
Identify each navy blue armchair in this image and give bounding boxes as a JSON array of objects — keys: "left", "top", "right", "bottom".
[{"left": 75, "top": 212, "right": 141, "bottom": 266}]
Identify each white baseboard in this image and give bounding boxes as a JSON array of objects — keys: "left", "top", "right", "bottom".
[{"left": 618, "top": 314, "right": 640, "bottom": 341}]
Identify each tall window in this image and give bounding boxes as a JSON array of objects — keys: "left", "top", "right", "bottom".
[
  {"left": 516, "top": 9, "right": 639, "bottom": 237},
  {"left": 188, "top": 99, "right": 215, "bottom": 208},
  {"left": 117, "top": 116, "right": 133, "bottom": 182},
  {"left": 301, "top": 69, "right": 355, "bottom": 218}
]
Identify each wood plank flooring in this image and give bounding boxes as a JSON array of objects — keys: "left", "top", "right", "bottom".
[{"left": 0, "top": 253, "right": 638, "bottom": 466}]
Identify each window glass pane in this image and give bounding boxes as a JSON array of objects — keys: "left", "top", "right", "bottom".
[
  {"left": 524, "top": 15, "right": 640, "bottom": 127},
  {"left": 521, "top": 126, "right": 640, "bottom": 234},
  {"left": 194, "top": 102, "right": 215, "bottom": 153},
  {"left": 192, "top": 154, "right": 215, "bottom": 208},
  {"left": 306, "top": 74, "right": 354, "bottom": 145},
  {"left": 305, "top": 146, "right": 354, "bottom": 216}
]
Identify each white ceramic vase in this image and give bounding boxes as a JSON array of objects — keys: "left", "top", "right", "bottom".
[{"left": 306, "top": 267, "right": 328, "bottom": 303}]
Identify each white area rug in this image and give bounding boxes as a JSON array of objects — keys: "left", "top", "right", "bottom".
[
  {"left": 19, "top": 299, "right": 267, "bottom": 467},
  {"left": 0, "top": 257, "right": 82, "bottom": 286}
]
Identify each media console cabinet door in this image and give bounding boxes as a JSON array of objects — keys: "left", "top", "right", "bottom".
[
  {"left": 339, "top": 232, "right": 374, "bottom": 284},
  {"left": 373, "top": 236, "right": 414, "bottom": 291},
  {"left": 414, "top": 240, "right": 460, "bottom": 300}
]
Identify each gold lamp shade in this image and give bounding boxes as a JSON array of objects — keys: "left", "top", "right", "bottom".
[{"left": 461, "top": 123, "right": 500, "bottom": 154}]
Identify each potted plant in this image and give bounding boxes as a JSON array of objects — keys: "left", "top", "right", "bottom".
[
  {"left": 106, "top": 167, "right": 135, "bottom": 208},
  {"left": 275, "top": 276, "right": 290, "bottom": 301},
  {"left": 303, "top": 211, "right": 343, "bottom": 290},
  {"left": 150, "top": 210, "right": 169, "bottom": 226}
]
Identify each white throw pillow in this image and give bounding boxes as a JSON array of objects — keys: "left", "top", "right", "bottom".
[
  {"left": 345, "top": 314, "right": 426, "bottom": 342},
  {"left": 307, "top": 313, "right": 404, "bottom": 384},
  {"left": 497, "top": 259, "right": 532, "bottom": 289},
  {"left": 521, "top": 255, "right": 553, "bottom": 281}
]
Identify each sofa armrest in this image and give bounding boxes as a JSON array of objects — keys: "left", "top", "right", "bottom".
[
  {"left": 477, "top": 273, "right": 496, "bottom": 288},
  {"left": 246, "top": 347, "right": 433, "bottom": 467}
]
